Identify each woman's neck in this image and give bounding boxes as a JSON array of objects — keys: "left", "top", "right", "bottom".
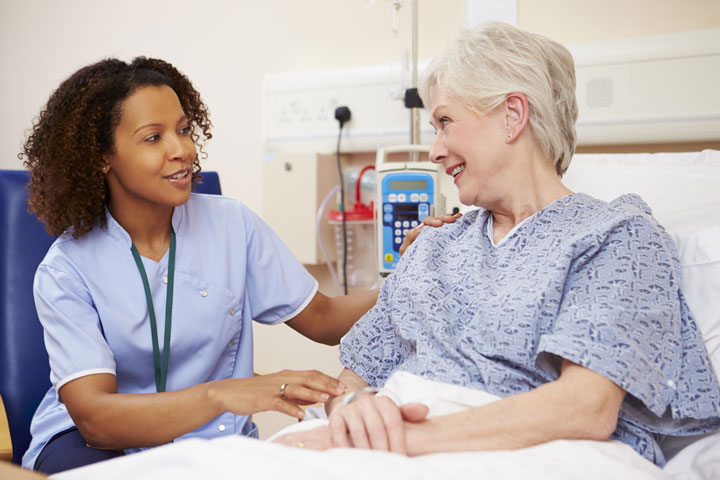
[
  {"left": 489, "top": 149, "right": 572, "bottom": 243},
  {"left": 108, "top": 201, "right": 174, "bottom": 262}
]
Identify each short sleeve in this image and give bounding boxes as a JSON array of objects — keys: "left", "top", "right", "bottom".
[
  {"left": 340, "top": 263, "right": 406, "bottom": 387},
  {"left": 242, "top": 205, "right": 318, "bottom": 324},
  {"left": 537, "top": 214, "right": 720, "bottom": 429},
  {"left": 34, "top": 264, "right": 116, "bottom": 391}
]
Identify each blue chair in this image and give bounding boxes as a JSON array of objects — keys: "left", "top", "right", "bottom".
[
  {"left": 0, "top": 170, "right": 221, "bottom": 464},
  {"left": 0, "top": 170, "right": 55, "bottom": 464},
  {"left": 193, "top": 171, "right": 222, "bottom": 195}
]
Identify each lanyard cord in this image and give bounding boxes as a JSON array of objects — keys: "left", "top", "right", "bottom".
[{"left": 130, "top": 230, "right": 176, "bottom": 393}]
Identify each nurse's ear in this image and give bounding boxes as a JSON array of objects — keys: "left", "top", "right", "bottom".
[
  {"left": 504, "top": 92, "right": 529, "bottom": 143},
  {"left": 100, "top": 155, "right": 110, "bottom": 175}
]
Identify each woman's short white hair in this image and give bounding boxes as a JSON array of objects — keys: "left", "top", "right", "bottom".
[{"left": 420, "top": 22, "right": 578, "bottom": 176}]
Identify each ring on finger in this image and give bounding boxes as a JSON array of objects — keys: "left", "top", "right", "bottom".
[{"left": 280, "top": 383, "right": 288, "bottom": 400}]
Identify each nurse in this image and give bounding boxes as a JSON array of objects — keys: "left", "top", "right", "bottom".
[{"left": 19, "top": 57, "right": 377, "bottom": 473}]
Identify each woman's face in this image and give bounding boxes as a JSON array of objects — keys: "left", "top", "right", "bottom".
[
  {"left": 105, "top": 85, "right": 195, "bottom": 214},
  {"left": 428, "top": 88, "right": 507, "bottom": 207}
]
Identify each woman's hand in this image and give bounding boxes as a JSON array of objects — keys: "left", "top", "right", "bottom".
[
  {"left": 327, "top": 394, "right": 428, "bottom": 454},
  {"left": 399, "top": 212, "right": 462, "bottom": 255},
  {"left": 273, "top": 425, "right": 333, "bottom": 450},
  {"left": 208, "top": 370, "right": 346, "bottom": 420}
]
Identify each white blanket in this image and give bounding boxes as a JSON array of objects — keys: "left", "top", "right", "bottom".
[{"left": 54, "top": 372, "right": 670, "bottom": 480}]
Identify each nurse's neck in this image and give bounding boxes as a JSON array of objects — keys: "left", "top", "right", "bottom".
[{"left": 109, "top": 201, "right": 174, "bottom": 262}]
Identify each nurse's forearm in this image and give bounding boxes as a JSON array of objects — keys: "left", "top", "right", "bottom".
[
  {"left": 62, "top": 374, "right": 228, "bottom": 450},
  {"left": 287, "top": 289, "right": 379, "bottom": 345},
  {"left": 61, "top": 370, "right": 344, "bottom": 450}
]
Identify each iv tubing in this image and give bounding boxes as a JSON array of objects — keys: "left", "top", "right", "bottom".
[{"left": 316, "top": 185, "right": 342, "bottom": 291}]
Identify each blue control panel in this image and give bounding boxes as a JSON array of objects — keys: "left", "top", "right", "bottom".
[{"left": 379, "top": 171, "right": 434, "bottom": 271}]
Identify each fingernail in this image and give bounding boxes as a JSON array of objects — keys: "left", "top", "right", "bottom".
[
  {"left": 297, "top": 410, "right": 305, "bottom": 419},
  {"left": 320, "top": 393, "right": 329, "bottom": 401}
]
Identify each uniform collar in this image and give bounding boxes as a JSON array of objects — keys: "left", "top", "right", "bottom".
[{"left": 104, "top": 203, "right": 185, "bottom": 249}]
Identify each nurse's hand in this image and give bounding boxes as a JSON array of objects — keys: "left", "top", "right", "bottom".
[
  {"left": 327, "top": 393, "right": 428, "bottom": 454},
  {"left": 208, "top": 370, "right": 346, "bottom": 420},
  {"left": 399, "top": 212, "right": 462, "bottom": 255}
]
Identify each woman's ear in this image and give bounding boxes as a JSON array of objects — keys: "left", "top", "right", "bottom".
[{"left": 504, "top": 92, "right": 529, "bottom": 143}]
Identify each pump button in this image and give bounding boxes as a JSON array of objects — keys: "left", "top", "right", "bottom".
[
  {"left": 384, "top": 253, "right": 394, "bottom": 263},
  {"left": 383, "top": 203, "right": 393, "bottom": 213}
]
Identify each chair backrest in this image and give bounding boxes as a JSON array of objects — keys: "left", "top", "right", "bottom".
[
  {"left": 0, "top": 170, "right": 222, "bottom": 464},
  {"left": 193, "top": 171, "right": 222, "bottom": 195},
  {"left": 0, "top": 170, "right": 55, "bottom": 464}
]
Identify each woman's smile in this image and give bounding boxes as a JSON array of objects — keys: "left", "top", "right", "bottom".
[
  {"left": 447, "top": 163, "right": 466, "bottom": 183},
  {"left": 165, "top": 167, "right": 192, "bottom": 187}
]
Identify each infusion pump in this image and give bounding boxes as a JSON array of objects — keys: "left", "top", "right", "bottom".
[{"left": 376, "top": 145, "right": 446, "bottom": 276}]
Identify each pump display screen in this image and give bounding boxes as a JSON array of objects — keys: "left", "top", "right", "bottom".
[
  {"left": 393, "top": 204, "right": 418, "bottom": 212},
  {"left": 389, "top": 180, "right": 427, "bottom": 191}
]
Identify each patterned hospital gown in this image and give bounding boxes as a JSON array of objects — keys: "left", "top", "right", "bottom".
[{"left": 340, "top": 193, "right": 720, "bottom": 466}]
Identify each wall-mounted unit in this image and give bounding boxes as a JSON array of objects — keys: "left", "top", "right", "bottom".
[
  {"left": 263, "top": 28, "right": 720, "bottom": 153},
  {"left": 571, "top": 28, "right": 720, "bottom": 145}
]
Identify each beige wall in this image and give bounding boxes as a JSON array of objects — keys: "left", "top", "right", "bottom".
[{"left": 518, "top": 0, "right": 720, "bottom": 42}]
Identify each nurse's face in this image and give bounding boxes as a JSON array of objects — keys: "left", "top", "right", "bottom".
[
  {"left": 428, "top": 88, "right": 507, "bottom": 207},
  {"left": 105, "top": 85, "right": 196, "bottom": 214}
]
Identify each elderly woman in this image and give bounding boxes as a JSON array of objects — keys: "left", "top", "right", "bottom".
[{"left": 276, "top": 22, "right": 720, "bottom": 467}]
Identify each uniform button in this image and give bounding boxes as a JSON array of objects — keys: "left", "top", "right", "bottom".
[
  {"left": 230, "top": 308, "right": 236, "bottom": 315},
  {"left": 200, "top": 290, "right": 208, "bottom": 297},
  {"left": 162, "top": 276, "right": 168, "bottom": 284},
  {"left": 667, "top": 379, "right": 676, "bottom": 388},
  {"left": 218, "top": 424, "right": 226, "bottom": 432}
]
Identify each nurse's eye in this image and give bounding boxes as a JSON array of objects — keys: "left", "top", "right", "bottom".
[
  {"left": 144, "top": 134, "right": 160, "bottom": 143},
  {"left": 179, "top": 125, "right": 192, "bottom": 135}
]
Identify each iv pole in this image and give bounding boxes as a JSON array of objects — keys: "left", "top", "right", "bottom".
[{"left": 409, "top": 0, "right": 421, "bottom": 162}]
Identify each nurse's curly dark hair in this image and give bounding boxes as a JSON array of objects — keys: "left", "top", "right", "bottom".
[{"left": 19, "top": 57, "right": 212, "bottom": 238}]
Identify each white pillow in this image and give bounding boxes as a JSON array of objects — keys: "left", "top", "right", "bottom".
[
  {"left": 564, "top": 150, "right": 720, "bottom": 235},
  {"left": 675, "top": 225, "right": 720, "bottom": 378}
]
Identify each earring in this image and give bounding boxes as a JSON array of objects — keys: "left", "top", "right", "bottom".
[{"left": 507, "top": 132, "right": 513, "bottom": 139}]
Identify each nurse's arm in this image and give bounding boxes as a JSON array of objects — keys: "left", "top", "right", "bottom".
[
  {"left": 286, "top": 289, "right": 378, "bottom": 345},
  {"left": 59, "top": 368, "right": 344, "bottom": 450}
]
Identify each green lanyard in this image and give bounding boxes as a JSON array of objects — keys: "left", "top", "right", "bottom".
[{"left": 130, "top": 230, "right": 176, "bottom": 393}]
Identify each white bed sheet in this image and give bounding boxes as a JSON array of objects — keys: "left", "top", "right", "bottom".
[{"left": 54, "top": 372, "right": 669, "bottom": 480}]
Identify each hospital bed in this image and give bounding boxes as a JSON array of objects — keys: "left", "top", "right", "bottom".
[{"left": 44, "top": 151, "right": 720, "bottom": 479}]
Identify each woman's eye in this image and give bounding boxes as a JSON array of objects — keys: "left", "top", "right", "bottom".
[
  {"left": 144, "top": 134, "right": 160, "bottom": 142},
  {"left": 439, "top": 117, "right": 450, "bottom": 125},
  {"left": 179, "top": 125, "right": 192, "bottom": 135}
]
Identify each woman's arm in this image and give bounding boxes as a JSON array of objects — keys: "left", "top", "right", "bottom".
[
  {"left": 285, "top": 359, "right": 625, "bottom": 455},
  {"left": 60, "top": 369, "right": 345, "bottom": 450},
  {"left": 286, "top": 290, "right": 378, "bottom": 345},
  {"left": 406, "top": 359, "right": 625, "bottom": 455}
]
